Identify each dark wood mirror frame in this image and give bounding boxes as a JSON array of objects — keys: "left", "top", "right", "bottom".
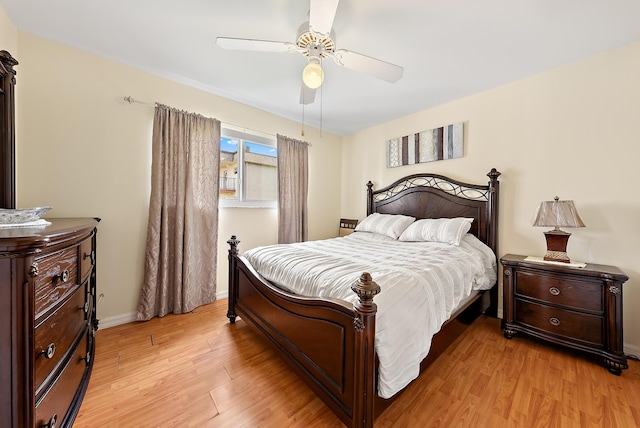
[{"left": 0, "top": 50, "right": 18, "bottom": 209}]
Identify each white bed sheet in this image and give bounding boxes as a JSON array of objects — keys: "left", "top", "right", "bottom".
[{"left": 243, "top": 231, "right": 497, "bottom": 398}]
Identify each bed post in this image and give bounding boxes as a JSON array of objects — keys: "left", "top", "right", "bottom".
[
  {"left": 351, "top": 272, "right": 380, "bottom": 428},
  {"left": 227, "top": 235, "right": 240, "bottom": 323},
  {"left": 486, "top": 168, "right": 501, "bottom": 317},
  {"left": 486, "top": 168, "right": 501, "bottom": 254},
  {"left": 366, "top": 181, "right": 374, "bottom": 216}
]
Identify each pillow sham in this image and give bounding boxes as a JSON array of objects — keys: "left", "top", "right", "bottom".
[
  {"left": 398, "top": 217, "right": 473, "bottom": 245},
  {"left": 354, "top": 213, "right": 415, "bottom": 240}
]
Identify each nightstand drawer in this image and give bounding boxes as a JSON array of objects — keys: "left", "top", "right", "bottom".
[
  {"left": 515, "top": 270, "right": 602, "bottom": 313},
  {"left": 515, "top": 299, "right": 603, "bottom": 345}
]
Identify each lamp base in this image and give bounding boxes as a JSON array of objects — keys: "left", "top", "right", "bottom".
[{"left": 543, "top": 229, "right": 572, "bottom": 263}]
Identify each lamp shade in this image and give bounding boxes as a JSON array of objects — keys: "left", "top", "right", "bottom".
[
  {"left": 532, "top": 196, "right": 585, "bottom": 229},
  {"left": 302, "top": 60, "right": 324, "bottom": 89}
]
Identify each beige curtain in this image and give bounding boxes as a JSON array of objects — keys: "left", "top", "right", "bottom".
[
  {"left": 137, "top": 104, "right": 220, "bottom": 320},
  {"left": 277, "top": 134, "right": 309, "bottom": 244}
]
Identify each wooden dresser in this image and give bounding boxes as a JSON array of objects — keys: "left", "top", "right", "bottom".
[
  {"left": 0, "top": 218, "right": 99, "bottom": 428},
  {"left": 500, "top": 253, "right": 628, "bottom": 375}
]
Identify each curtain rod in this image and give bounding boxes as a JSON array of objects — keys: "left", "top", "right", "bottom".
[
  {"left": 124, "top": 95, "right": 270, "bottom": 136},
  {"left": 123, "top": 95, "right": 310, "bottom": 144},
  {"left": 123, "top": 96, "right": 155, "bottom": 107}
]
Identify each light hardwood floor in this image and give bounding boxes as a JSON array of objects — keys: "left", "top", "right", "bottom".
[{"left": 75, "top": 299, "right": 640, "bottom": 427}]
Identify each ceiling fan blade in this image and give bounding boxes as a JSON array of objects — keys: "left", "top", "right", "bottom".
[
  {"left": 300, "top": 82, "right": 316, "bottom": 105},
  {"left": 309, "top": 0, "right": 340, "bottom": 36},
  {"left": 332, "top": 49, "right": 404, "bottom": 83},
  {"left": 216, "top": 37, "right": 297, "bottom": 53}
]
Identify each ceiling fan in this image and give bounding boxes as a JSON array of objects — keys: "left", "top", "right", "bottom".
[{"left": 216, "top": 0, "right": 404, "bottom": 105}]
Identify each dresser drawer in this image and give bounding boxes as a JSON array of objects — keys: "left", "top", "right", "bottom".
[
  {"left": 515, "top": 299, "right": 603, "bottom": 345},
  {"left": 34, "top": 246, "right": 79, "bottom": 320},
  {"left": 35, "top": 333, "right": 88, "bottom": 428},
  {"left": 79, "top": 238, "right": 94, "bottom": 282},
  {"left": 515, "top": 270, "right": 602, "bottom": 313},
  {"left": 34, "top": 284, "right": 86, "bottom": 395}
]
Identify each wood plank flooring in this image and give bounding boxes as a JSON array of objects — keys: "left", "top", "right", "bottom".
[{"left": 75, "top": 299, "right": 640, "bottom": 427}]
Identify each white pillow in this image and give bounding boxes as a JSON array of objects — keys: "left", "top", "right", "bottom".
[
  {"left": 354, "top": 213, "right": 415, "bottom": 240},
  {"left": 398, "top": 217, "right": 474, "bottom": 245}
]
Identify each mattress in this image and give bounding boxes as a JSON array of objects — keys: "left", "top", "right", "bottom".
[{"left": 243, "top": 231, "right": 497, "bottom": 398}]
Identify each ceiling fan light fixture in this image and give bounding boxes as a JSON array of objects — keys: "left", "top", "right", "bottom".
[{"left": 302, "top": 58, "right": 324, "bottom": 89}]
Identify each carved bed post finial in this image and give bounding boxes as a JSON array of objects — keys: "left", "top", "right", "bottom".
[
  {"left": 351, "top": 272, "right": 381, "bottom": 310},
  {"left": 366, "top": 181, "right": 374, "bottom": 216},
  {"left": 227, "top": 235, "right": 241, "bottom": 323},
  {"left": 227, "top": 235, "right": 240, "bottom": 255},
  {"left": 487, "top": 168, "right": 501, "bottom": 184}
]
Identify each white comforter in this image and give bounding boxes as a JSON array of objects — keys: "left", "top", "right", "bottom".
[{"left": 243, "top": 231, "right": 497, "bottom": 398}]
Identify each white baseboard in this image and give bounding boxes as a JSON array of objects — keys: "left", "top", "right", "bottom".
[
  {"left": 98, "top": 291, "right": 229, "bottom": 330},
  {"left": 99, "top": 311, "right": 138, "bottom": 329},
  {"left": 625, "top": 343, "right": 640, "bottom": 359}
]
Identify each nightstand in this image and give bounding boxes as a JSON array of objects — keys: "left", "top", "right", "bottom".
[
  {"left": 339, "top": 218, "right": 358, "bottom": 237},
  {"left": 500, "top": 254, "right": 629, "bottom": 375}
]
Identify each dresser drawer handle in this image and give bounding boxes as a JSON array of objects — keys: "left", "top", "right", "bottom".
[
  {"left": 549, "top": 317, "right": 561, "bottom": 326},
  {"left": 43, "top": 343, "right": 56, "bottom": 359},
  {"left": 42, "top": 413, "right": 57, "bottom": 428},
  {"left": 84, "top": 250, "right": 95, "bottom": 264},
  {"left": 55, "top": 269, "right": 69, "bottom": 283},
  {"left": 549, "top": 287, "right": 561, "bottom": 296}
]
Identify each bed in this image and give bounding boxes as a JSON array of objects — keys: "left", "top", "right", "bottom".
[{"left": 226, "top": 168, "right": 501, "bottom": 427}]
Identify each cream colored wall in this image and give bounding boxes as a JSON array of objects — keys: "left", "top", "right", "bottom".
[
  {"left": 0, "top": 6, "right": 17, "bottom": 53},
  {"left": 341, "top": 41, "right": 640, "bottom": 352},
  {"left": 15, "top": 32, "right": 343, "bottom": 323}
]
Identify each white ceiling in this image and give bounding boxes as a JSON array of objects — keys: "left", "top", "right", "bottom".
[{"left": 3, "top": 0, "right": 640, "bottom": 136}]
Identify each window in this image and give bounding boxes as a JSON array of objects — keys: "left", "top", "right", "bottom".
[{"left": 219, "top": 127, "right": 278, "bottom": 207}]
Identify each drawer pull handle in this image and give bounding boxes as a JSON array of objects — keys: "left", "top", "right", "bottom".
[
  {"left": 84, "top": 250, "right": 95, "bottom": 264},
  {"left": 42, "top": 413, "right": 57, "bottom": 428},
  {"left": 549, "top": 287, "right": 561, "bottom": 296},
  {"left": 43, "top": 343, "right": 56, "bottom": 359},
  {"left": 549, "top": 317, "right": 561, "bottom": 326},
  {"left": 55, "top": 269, "right": 69, "bottom": 283}
]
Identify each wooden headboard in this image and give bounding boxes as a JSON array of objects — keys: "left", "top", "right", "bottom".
[{"left": 366, "top": 168, "right": 501, "bottom": 256}]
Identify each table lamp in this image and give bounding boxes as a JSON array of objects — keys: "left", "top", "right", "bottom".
[{"left": 532, "top": 196, "right": 585, "bottom": 263}]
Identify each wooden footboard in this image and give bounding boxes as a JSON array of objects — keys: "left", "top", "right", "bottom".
[{"left": 227, "top": 236, "right": 379, "bottom": 428}]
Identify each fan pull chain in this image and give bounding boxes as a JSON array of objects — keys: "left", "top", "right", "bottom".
[
  {"left": 301, "top": 102, "right": 305, "bottom": 136},
  {"left": 320, "top": 73, "right": 323, "bottom": 137}
]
